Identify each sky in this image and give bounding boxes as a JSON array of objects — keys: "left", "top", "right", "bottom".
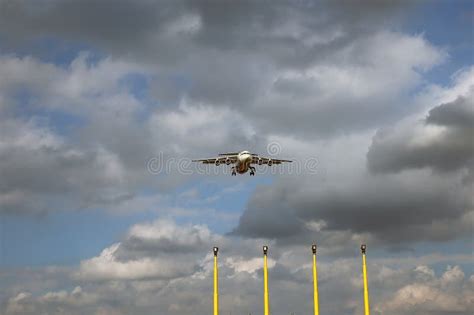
[{"left": 0, "top": 0, "right": 473, "bottom": 314}]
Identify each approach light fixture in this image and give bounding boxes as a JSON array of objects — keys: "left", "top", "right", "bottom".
[{"left": 263, "top": 245, "right": 268, "bottom": 255}]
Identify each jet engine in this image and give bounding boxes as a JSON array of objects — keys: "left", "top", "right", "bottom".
[
  {"left": 215, "top": 160, "right": 220, "bottom": 166},
  {"left": 258, "top": 158, "right": 263, "bottom": 165},
  {"left": 226, "top": 158, "right": 231, "bottom": 165},
  {"left": 267, "top": 159, "right": 273, "bottom": 166}
]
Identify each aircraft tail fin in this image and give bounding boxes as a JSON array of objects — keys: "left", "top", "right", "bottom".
[{"left": 219, "top": 152, "right": 259, "bottom": 156}]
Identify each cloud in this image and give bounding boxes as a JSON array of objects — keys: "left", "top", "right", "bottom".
[
  {"left": 0, "top": 53, "right": 172, "bottom": 214},
  {"left": 0, "top": 1, "right": 407, "bottom": 62},
  {"left": 75, "top": 218, "right": 279, "bottom": 286},
  {"left": 0, "top": 0, "right": 452, "bottom": 218},
  {"left": 76, "top": 220, "right": 219, "bottom": 281},
  {"left": 248, "top": 31, "right": 446, "bottom": 137},
  {"left": 4, "top": 225, "right": 473, "bottom": 315},
  {"left": 0, "top": 52, "right": 145, "bottom": 111},
  {"left": 0, "top": 51, "right": 266, "bottom": 214},
  {"left": 376, "top": 265, "right": 474, "bottom": 315},
  {"left": 149, "top": 100, "right": 259, "bottom": 154},
  {"left": 233, "top": 171, "right": 473, "bottom": 249},
  {"left": 5, "top": 286, "right": 105, "bottom": 315},
  {"left": 118, "top": 219, "right": 214, "bottom": 256},
  {"left": 367, "top": 78, "right": 474, "bottom": 173},
  {"left": 0, "top": 117, "right": 135, "bottom": 214},
  {"left": 0, "top": 2, "right": 472, "bottom": 314},
  {"left": 0, "top": 1, "right": 437, "bottom": 140},
  {"left": 77, "top": 243, "right": 199, "bottom": 281},
  {"left": 232, "top": 67, "right": 473, "bottom": 249}
]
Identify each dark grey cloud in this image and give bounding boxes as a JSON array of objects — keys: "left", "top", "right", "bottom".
[
  {"left": 0, "top": 0, "right": 173, "bottom": 47},
  {"left": 233, "top": 171, "right": 473, "bottom": 246},
  {"left": 367, "top": 90, "right": 474, "bottom": 173},
  {"left": 230, "top": 184, "right": 302, "bottom": 239},
  {"left": 427, "top": 94, "right": 474, "bottom": 127},
  {"left": 0, "top": 0, "right": 406, "bottom": 62}
]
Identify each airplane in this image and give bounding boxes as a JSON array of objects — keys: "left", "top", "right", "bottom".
[{"left": 192, "top": 150, "right": 292, "bottom": 176}]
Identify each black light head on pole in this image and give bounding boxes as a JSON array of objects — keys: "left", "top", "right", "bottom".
[
  {"left": 213, "top": 247, "right": 218, "bottom": 256},
  {"left": 312, "top": 244, "right": 317, "bottom": 254},
  {"left": 361, "top": 244, "right": 367, "bottom": 254},
  {"left": 263, "top": 245, "right": 268, "bottom": 255}
]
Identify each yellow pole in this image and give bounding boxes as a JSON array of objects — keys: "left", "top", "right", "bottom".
[
  {"left": 361, "top": 244, "right": 370, "bottom": 315},
  {"left": 312, "top": 244, "right": 319, "bottom": 315},
  {"left": 213, "top": 247, "right": 219, "bottom": 315},
  {"left": 263, "top": 245, "right": 270, "bottom": 315}
]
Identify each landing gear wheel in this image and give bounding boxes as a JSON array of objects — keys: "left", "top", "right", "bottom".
[
  {"left": 249, "top": 166, "right": 256, "bottom": 176},
  {"left": 231, "top": 167, "right": 237, "bottom": 176}
]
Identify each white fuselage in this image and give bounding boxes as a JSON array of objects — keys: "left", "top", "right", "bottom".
[{"left": 235, "top": 151, "right": 252, "bottom": 174}]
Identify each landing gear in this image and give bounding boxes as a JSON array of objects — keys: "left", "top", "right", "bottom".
[
  {"left": 231, "top": 167, "right": 237, "bottom": 176},
  {"left": 249, "top": 166, "right": 256, "bottom": 176}
]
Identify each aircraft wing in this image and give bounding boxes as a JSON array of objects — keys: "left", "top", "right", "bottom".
[
  {"left": 192, "top": 155, "right": 238, "bottom": 164},
  {"left": 251, "top": 156, "right": 292, "bottom": 165},
  {"left": 218, "top": 152, "right": 240, "bottom": 156}
]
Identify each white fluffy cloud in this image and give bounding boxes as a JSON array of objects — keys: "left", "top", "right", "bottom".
[
  {"left": 149, "top": 100, "right": 258, "bottom": 154},
  {"left": 77, "top": 243, "right": 197, "bottom": 281},
  {"left": 376, "top": 265, "right": 474, "bottom": 315},
  {"left": 75, "top": 220, "right": 223, "bottom": 282}
]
